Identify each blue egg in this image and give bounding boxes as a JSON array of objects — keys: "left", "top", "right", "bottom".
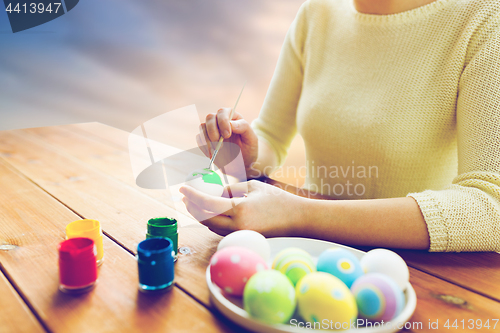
[
  {"left": 351, "top": 273, "right": 405, "bottom": 322},
  {"left": 316, "top": 248, "right": 364, "bottom": 288}
]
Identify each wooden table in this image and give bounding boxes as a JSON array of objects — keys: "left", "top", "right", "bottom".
[{"left": 1, "top": 123, "right": 499, "bottom": 333}]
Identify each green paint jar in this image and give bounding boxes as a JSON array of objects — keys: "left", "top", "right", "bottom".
[{"left": 146, "top": 217, "right": 178, "bottom": 260}]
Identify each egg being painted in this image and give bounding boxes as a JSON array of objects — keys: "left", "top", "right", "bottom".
[
  {"left": 185, "top": 168, "right": 224, "bottom": 197},
  {"left": 296, "top": 272, "right": 357, "bottom": 326},
  {"left": 351, "top": 273, "right": 405, "bottom": 322},
  {"left": 210, "top": 246, "right": 268, "bottom": 296},
  {"left": 316, "top": 248, "right": 364, "bottom": 288}
]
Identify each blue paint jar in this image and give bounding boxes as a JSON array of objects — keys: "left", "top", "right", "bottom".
[{"left": 137, "top": 238, "right": 175, "bottom": 292}]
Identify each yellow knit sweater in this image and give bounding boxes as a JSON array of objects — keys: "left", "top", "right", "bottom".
[{"left": 252, "top": 0, "right": 500, "bottom": 252}]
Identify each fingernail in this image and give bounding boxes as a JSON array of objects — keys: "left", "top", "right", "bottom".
[
  {"left": 223, "top": 130, "right": 230, "bottom": 138},
  {"left": 231, "top": 121, "right": 239, "bottom": 129}
]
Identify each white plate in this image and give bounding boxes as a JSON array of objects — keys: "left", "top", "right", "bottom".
[{"left": 206, "top": 237, "right": 417, "bottom": 333}]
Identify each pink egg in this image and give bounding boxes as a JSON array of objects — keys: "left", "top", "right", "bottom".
[{"left": 210, "top": 246, "right": 268, "bottom": 296}]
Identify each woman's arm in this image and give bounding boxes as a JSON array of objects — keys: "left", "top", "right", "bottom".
[
  {"left": 296, "top": 196, "right": 430, "bottom": 249},
  {"left": 180, "top": 180, "right": 430, "bottom": 250}
]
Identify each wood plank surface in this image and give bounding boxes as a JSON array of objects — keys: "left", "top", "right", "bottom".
[
  {"left": 0, "top": 270, "right": 45, "bottom": 333},
  {"left": 2, "top": 124, "right": 500, "bottom": 333},
  {"left": 0, "top": 129, "right": 219, "bottom": 307},
  {"left": 403, "top": 268, "right": 500, "bottom": 332},
  {"left": 22, "top": 125, "right": 176, "bottom": 211},
  {"left": 0, "top": 159, "right": 234, "bottom": 333},
  {"left": 65, "top": 123, "right": 132, "bottom": 151},
  {"left": 395, "top": 250, "right": 500, "bottom": 303}
]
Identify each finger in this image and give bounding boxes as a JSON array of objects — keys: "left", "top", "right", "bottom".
[
  {"left": 183, "top": 195, "right": 215, "bottom": 221},
  {"left": 217, "top": 107, "right": 232, "bottom": 139},
  {"left": 230, "top": 119, "right": 251, "bottom": 135},
  {"left": 208, "top": 227, "right": 234, "bottom": 237},
  {"left": 231, "top": 112, "right": 243, "bottom": 121},
  {"left": 222, "top": 182, "right": 250, "bottom": 198},
  {"left": 205, "top": 112, "right": 220, "bottom": 142},
  {"left": 183, "top": 197, "right": 234, "bottom": 229},
  {"left": 180, "top": 185, "right": 236, "bottom": 216},
  {"left": 230, "top": 119, "right": 257, "bottom": 144}
]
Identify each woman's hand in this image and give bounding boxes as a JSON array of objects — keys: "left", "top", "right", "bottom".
[
  {"left": 180, "top": 180, "right": 305, "bottom": 237},
  {"left": 197, "top": 108, "right": 259, "bottom": 178}
]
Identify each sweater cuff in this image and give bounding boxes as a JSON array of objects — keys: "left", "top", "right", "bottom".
[{"left": 407, "top": 191, "right": 449, "bottom": 252}]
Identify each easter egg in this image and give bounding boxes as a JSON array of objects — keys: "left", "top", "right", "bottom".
[
  {"left": 210, "top": 246, "right": 267, "bottom": 296},
  {"left": 272, "top": 248, "right": 315, "bottom": 286},
  {"left": 296, "top": 272, "right": 357, "bottom": 326},
  {"left": 218, "top": 230, "right": 270, "bottom": 261},
  {"left": 360, "top": 249, "right": 409, "bottom": 290},
  {"left": 351, "top": 273, "right": 405, "bottom": 322},
  {"left": 243, "top": 270, "right": 296, "bottom": 324},
  {"left": 186, "top": 168, "right": 224, "bottom": 197},
  {"left": 316, "top": 248, "right": 363, "bottom": 288}
]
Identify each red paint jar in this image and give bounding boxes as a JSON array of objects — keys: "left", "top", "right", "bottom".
[{"left": 58, "top": 237, "right": 98, "bottom": 293}]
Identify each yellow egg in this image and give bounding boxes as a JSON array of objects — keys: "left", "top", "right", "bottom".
[{"left": 296, "top": 272, "right": 357, "bottom": 329}]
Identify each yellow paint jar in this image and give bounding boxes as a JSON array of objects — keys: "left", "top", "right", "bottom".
[{"left": 66, "top": 219, "right": 104, "bottom": 266}]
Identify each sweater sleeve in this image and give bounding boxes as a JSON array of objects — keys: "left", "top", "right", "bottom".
[
  {"left": 251, "top": 1, "right": 309, "bottom": 167},
  {"left": 408, "top": 19, "right": 500, "bottom": 252}
]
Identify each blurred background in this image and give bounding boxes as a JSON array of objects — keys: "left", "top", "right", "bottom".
[{"left": 0, "top": 0, "right": 306, "bottom": 185}]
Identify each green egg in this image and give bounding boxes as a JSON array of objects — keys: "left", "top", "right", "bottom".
[
  {"left": 272, "top": 248, "right": 316, "bottom": 286},
  {"left": 243, "top": 270, "right": 296, "bottom": 324}
]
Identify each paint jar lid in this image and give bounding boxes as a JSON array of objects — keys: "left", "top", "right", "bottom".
[
  {"left": 147, "top": 217, "right": 177, "bottom": 237},
  {"left": 58, "top": 237, "right": 97, "bottom": 261},
  {"left": 137, "top": 238, "right": 174, "bottom": 263},
  {"left": 66, "top": 219, "right": 102, "bottom": 240}
]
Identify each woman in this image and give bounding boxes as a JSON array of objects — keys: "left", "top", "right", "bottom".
[{"left": 180, "top": 0, "right": 500, "bottom": 252}]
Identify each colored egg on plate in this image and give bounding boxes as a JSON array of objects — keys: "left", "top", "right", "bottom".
[
  {"left": 185, "top": 168, "right": 224, "bottom": 197},
  {"left": 272, "top": 247, "right": 315, "bottom": 286},
  {"left": 296, "top": 272, "right": 357, "bottom": 326},
  {"left": 210, "top": 246, "right": 268, "bottom": 296},
  {"left": 360, "top": 248, "right": 409, "bottom": 290},
  {"left": 218, "top": 230, "right": 271, "bottom": 261},
  {"left": 243, "top": 270, "right": 296, "bottom": 324},
  {"left": 351, "top": 273, "right": 405, "bottom": 322},
  {"left": 316, "top": 248, "right": 364, "bottom": 288}
]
